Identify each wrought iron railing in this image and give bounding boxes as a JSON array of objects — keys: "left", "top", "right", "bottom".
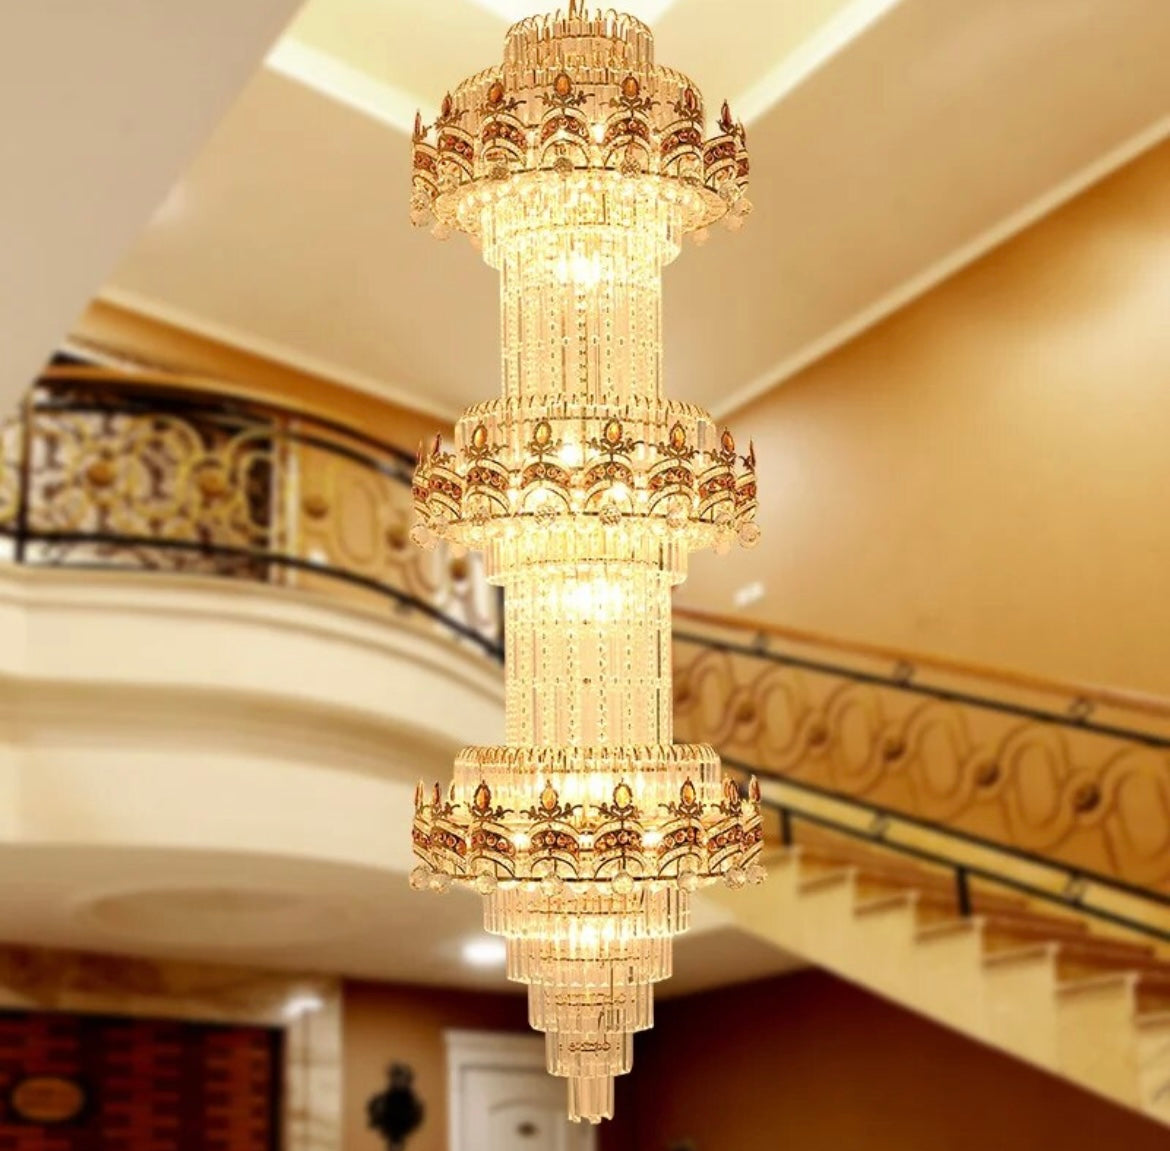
[
  {"left": 7, "top": 361, "right": 1170, "bottom": 942},
  {"left": 746, "top": 764, "right": 1170, "bottom": 944},
  {"left": 0, "top": 365, "right": 503, "bottom": 659},
  {"left": 673, "top": 609, "right": 1170, "bottom": 937}
]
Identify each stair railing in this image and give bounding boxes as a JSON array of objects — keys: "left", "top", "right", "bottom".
[
  {"left": 674, "top": 608, "right": 1170, "bottom": 936},
  {"left": 744, "top": 766, "right": 1170, "bottom": 944}
]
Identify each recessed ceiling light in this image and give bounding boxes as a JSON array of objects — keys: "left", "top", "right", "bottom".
[
  {"left": 734, "top": 581, "right": 766, "bottom": 609},
  {"left": 462, "top": 937, "right": 507, "bottom": 968},
  {"left": 283, "top": 992, "right": 325, "bottom": 1020}
]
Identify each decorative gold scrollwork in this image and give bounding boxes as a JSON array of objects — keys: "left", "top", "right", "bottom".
[{"left": 4, "top": 374, "right": 502, "bottom": 655}]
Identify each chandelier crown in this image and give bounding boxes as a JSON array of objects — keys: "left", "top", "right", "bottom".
[{"left": 409, "top": 5, "right": 761, "bottom": 1126}]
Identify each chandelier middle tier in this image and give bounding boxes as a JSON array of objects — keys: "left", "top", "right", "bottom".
[{"left": 408, "top": 2, "right": 762, "bottom": 1124}]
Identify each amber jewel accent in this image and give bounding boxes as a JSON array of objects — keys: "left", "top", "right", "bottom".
[{"left": 408, "top": 4, "right": 761, "bottom": 1127}]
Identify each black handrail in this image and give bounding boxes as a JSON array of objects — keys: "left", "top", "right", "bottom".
[
  {"left": 726, "top": 759, "right": 1170, "bottom": 944},
  {"left": 727, "top": 758, "right": 1170, "bottom": 909}
]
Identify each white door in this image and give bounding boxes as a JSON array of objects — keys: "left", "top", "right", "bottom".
[
  {"left": 466, "top": 1067, "right": 592, "bottom": 1151},
  {"left": 447, "top": 1031, "right": 596, "bottom": 1151}
]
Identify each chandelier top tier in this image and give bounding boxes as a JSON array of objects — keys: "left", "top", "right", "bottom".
[
  {"left": 408, "top": 3, "right": 761, "bottom": 1127},
  {"left": 410, "top": 2, "right": 751, "bottom": 248}
]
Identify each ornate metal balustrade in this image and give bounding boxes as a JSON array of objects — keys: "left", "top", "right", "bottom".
[
  {"left": 0, "top": 364, "right": 503, "bottom": 659},
  {"left": 673, "top": 609, "right": 1170, "bottom": 895}
]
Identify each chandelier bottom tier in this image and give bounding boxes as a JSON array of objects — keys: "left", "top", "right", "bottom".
[
  {"left": 408, "top": 1, "right": 762, "bottom": 1125},
  {"left": 410, "top": 548, "right": 765, "bottom": 1120}
]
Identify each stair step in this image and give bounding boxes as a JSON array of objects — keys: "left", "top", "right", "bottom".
[
  {"left": 854, "top": 873, "right": 1026, "bottom": 914},
  {"left": 983, "top": 914, "right": 1107, "bottom": 951},
  {"left": 1136, "top": 974, "right": 1170, "bottom": 1015},
  {"left": 853, "top": 891, "right": 918, "bottom": 918},
  {"left": 1055, "top": 944, "right": 1166, "bottom": 979},
  {"left": 982, "top": 942, "right": 1055, "bottom": 970},
  {"left": 1056, "top": 971, "right": 1137, "bottom": 1001},
  {"left": 797, "top": 866, "right": 857, "bottom": 896},
  {"left": 803, "top": 850, "right": 963, "bottom": 893},
  {"left": 915, "top": 917, "right": 983, "bottom": 944}
]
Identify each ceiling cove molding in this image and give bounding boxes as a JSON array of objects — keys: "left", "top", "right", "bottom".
[
  {"left": 736, "top": 0, "right": 907, "bottom": 126},
  {"left": 265, "top": 37, "right": 421, "bottom": 136},
  {"left": 465, "top": 0, "right": 680, "bottom": 25},
  {"left": 714, "top": 111, "right": 1170, "bottom": 420},
  {"left": 97, "top": 287, "right": 463, "bottom": 423}
]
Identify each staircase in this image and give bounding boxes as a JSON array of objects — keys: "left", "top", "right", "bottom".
[
  {"left": 711, "top": 838, "right": 1170, "bottom": 1125},
  {"left": 676, "top": 610, "right": 1170, "bottom": 1128}
]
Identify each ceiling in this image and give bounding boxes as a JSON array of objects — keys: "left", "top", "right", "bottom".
[
  {"left": 100, "top": 0, "right": 1170, "bottom": 421},
  {"left": 0, "top": 0, "right": 304, "bottom": 414},
  {"left": 0, "top": 844, "right": 800, "bottom": 998}
]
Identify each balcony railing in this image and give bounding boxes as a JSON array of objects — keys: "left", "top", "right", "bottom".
[
  {"left": 6, "top": 360, "right": 1169, "bottom": 942},
  {"left": 0, "top": 364, "right": 503, "bottom": 659}
]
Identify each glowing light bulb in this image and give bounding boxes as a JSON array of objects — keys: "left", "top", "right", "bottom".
[{"left": 559, "top": 439, "right": 585, "bottom": 468}]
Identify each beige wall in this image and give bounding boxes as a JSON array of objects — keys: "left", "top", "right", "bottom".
[
  {"left": 343, "top": 980, "right": 527, "bottom": 1151},
  {"left": 680, "top": 140, "right": 1170, "bottom": 696},
  {"left": 602, "top": 970, "right": 1169, "bottom": 1151}
]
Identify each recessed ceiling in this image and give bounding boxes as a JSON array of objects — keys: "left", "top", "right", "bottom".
[
  {"left": 103, "top": 0, "right": 1170, "bottom": 423},
  {"left": 0, "top": 845, "right": 800, "bottom": 995},
  {"left": 267, "top": 0, "right": 885, "bottom": 136}
]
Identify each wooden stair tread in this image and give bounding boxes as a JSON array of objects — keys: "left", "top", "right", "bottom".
[
  {"left": 1134, "top": 1010, "right": 1170, "bottom": 1031},
  {"left": 915, "top": 917, "right": 982, "bottom": 944},
  {"left": 797, "top": 866, "right": 857, "bottom": 895},
  {"left": 1135, "top": 974, "right": 1170, "bottom": 1015},
  {"left": 981, "top": 913, "right": 1103, "bottom": 948},
  {"left": 854, "top": 873, "right": 1028, "bottom": 913},
  {"left": 853, "top": 891, "right": 918, "bottom": 917}
]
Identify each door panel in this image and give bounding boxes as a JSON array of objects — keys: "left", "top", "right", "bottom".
[{"left": 465, "top": 1068, "right": 593, "bottom": 1151}]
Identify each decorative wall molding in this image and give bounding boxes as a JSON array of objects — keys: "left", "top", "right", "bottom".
[
  {"left": 0, "top": 564, "right": 502, "bottom": 761},
  {"left": 98, "top": 286, "right": 462, "bottom": 423}
]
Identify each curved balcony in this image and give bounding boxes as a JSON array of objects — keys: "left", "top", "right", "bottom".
[{"left": 0, "top": 362, "right": 509, "bottom": 992}]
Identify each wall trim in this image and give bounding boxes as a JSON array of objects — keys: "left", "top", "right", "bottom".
[
  {"left": 265, "top": 37, "right": 420, "bottom": 137},
  {"left": 736, "top": 0, "right": 906, "bottom": 126},
  {"left": 96, "top": 286, "right": 462, "bottom": 424},
  {"left": 713, "top": 112, "right": 1170, "bottom": 419}
]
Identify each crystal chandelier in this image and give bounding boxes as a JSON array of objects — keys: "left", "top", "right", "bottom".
[{"left": 408, "top": 2, "right": 762, "bottom": 1124}]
